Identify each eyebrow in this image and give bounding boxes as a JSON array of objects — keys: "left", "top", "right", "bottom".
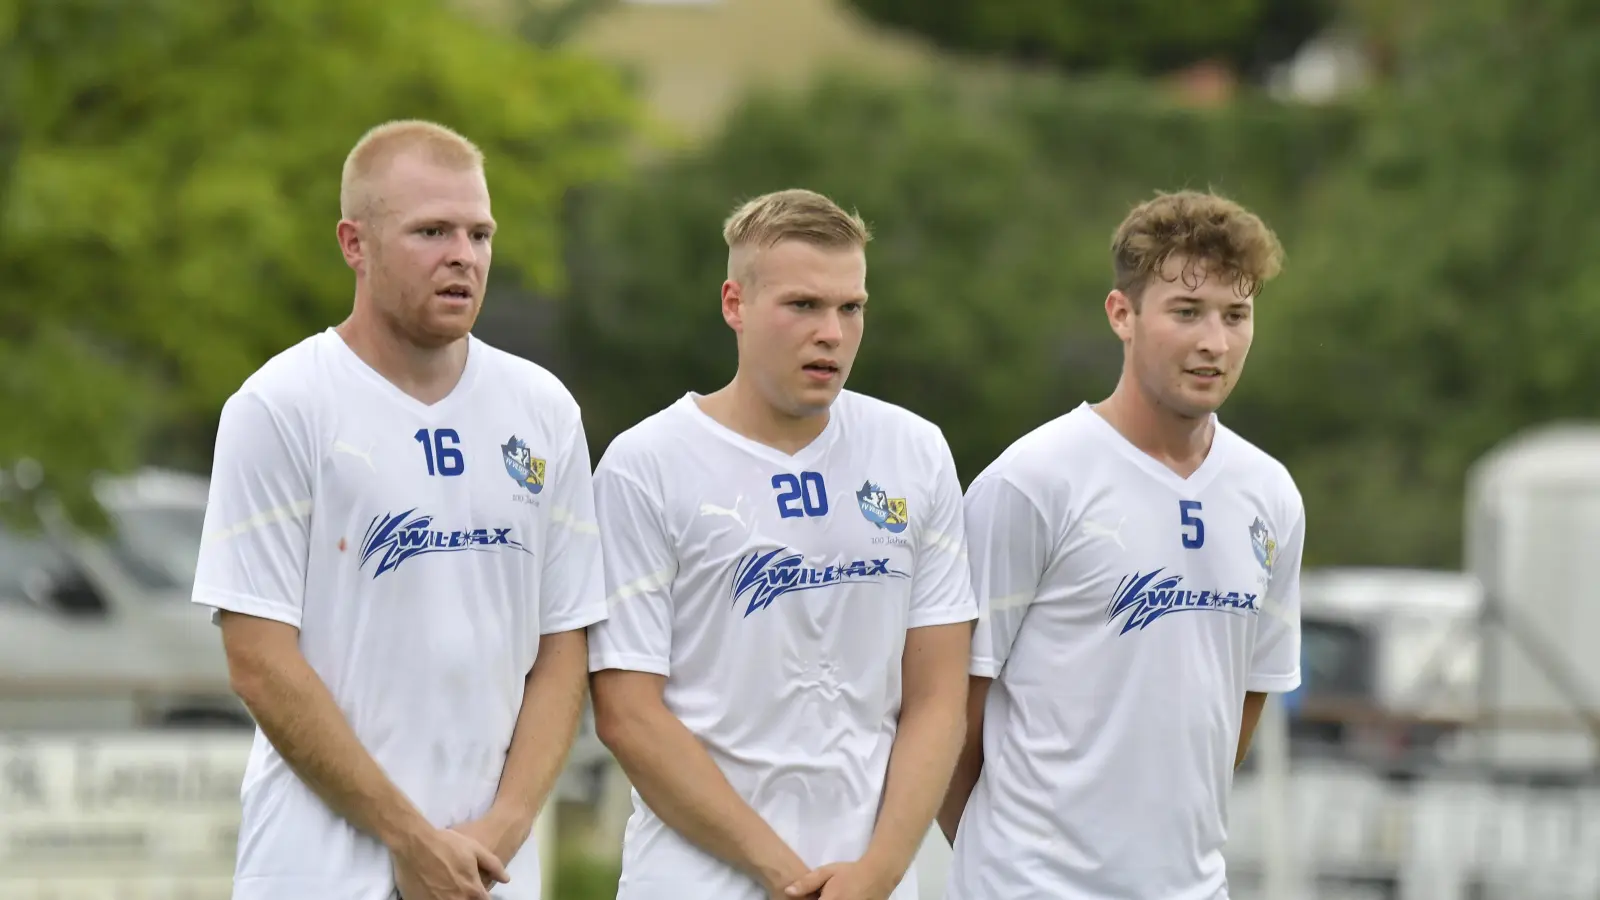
[{"left": 411, "top": 218, "right": 497, "bottom": 232}]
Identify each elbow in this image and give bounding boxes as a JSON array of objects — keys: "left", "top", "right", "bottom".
[
  {"left": 590, "top": 670, "right": 670, "bottom": 760},
  {"left": 224, "top": 648, "right": 275, "bottom": 713},
  {"left": 590, "top": 686, "right": 640, "bottom": 757}
]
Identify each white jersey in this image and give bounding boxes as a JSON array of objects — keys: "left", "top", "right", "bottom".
[
  {"left": 191, "top": 328, "right": 607, "bottom": 900},
  {"left": 947, "top": 403, "right": 1303, "bottom": 900},
  {"left": 587, "top": 391, "right": 978, "bottom": 900}
]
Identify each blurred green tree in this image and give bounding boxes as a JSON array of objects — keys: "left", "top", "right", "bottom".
[
  {"left": 842, "top": 0, "right": 1335, "bottom": 78},
  {"left": 0, "top": 0, "right": 635, "bottom": 517},
  {"left": 1229, "top": 0, "right": 1600, "bottom": 566},
  {"left": 562, "top": 71, "right": 1355, "bottom": 501}
]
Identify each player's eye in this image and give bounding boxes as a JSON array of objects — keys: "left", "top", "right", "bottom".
[
  {"left": 791, "top": 300, "right": 817, "bottom": 310},
  {"left": 419, "top": 226, "right": 445, "bottom": 237},
  {"left": 472, "top": 231, "right": 492, "bottom": 242},
  {"left": 841, "top": 302, "right": 864, "bottom": 314}
]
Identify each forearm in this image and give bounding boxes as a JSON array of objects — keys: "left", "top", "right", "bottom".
[
  {"left": 1236, "top": 691, "right": 1268, "bottom": 768},
  {"left": 867, "top": 686, "right": 966, "bottom": 876},
  {"left": 604, "top": 703, "right": 805, "bottom": 889},
  {"left": 937, "top": 738, "right": 982, "bottom": 844},
  {"left": 484, "top": 631, "right": 589, "bottom": 846},
  {"left": 234, "top": 647, "right": 427, "bottom": 849}
]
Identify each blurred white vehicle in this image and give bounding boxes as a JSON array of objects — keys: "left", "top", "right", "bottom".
[{"left": 0, "top": 467, "right": 244, "bottom": 730}]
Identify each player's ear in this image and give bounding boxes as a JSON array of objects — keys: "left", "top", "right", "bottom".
[
  {"left": 337, "top": 219, "right": 365, "bottom": 273},
  {"left": 721, "top": 279, "right": 745, "bottom": 334},
  {"left": 1106, "top": 289, "right": 1137, "bottom": 342}
]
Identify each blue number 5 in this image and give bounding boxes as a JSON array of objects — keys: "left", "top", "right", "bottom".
[{"left": 1179, "top": 500, "right": 1205, "bottom": 549}]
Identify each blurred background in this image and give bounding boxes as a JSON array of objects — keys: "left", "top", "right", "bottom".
[{"left": 4, "top": 0, "right": 1600, "bottom": 897}]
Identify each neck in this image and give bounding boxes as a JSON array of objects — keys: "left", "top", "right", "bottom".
[
  {"left": 1093, "top": 375, "right": 1215, "bottom": 477},
  {"left": 696, "top": 373, "right": 830, "bottom": 455},
  {"left": 335, "top": 301, "right": 468, "bottom": 406}
]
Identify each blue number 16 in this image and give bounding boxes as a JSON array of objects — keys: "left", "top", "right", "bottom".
[
  {"left": 415, "top": 428, "right": 465, "bottom": 477},
  {"left": 1179, "top": 500, "right": 1205, "bottom": 549}
]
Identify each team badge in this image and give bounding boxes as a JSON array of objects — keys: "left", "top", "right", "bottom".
[
  {"left": 1249, "top": 516, "right": 1277, "bottom": 572},
  {"left": 856, "top": 481, "right": 909, "bottom": 534},
  {"left": 501, "top": 436, "right": 546, "bottom": 494}
]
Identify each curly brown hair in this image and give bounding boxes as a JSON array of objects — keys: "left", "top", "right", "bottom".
[{"left": 1111, "top": 190, "right": 1284, "bottom": 306}]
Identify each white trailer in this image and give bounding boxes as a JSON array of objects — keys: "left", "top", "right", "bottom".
[{"left": 1464, "top": 423, "right": 1600, "bottom": 775}]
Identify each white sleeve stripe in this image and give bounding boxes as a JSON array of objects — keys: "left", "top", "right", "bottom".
[
  {"left": 201, "top": 498, "right": 313, "bottom": 544},
  {"left": 550, "top": 503, "right": 600, "bottom": 536},
  {"left": 607, "top": 566, "right": 674, "bottom": 607},
  {"left": 922, "top": 527, "right": 967, "bottom": 559},
  {"left": 983, "top": 590, "right": 1033, "bottom": 614}
]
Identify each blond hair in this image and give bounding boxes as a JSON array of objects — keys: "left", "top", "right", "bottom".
[
  {"left": 723, "top": 189, "right": 871, "bottom": 252},
  {"left": 1111, "top": 190, "right": 1284, "bottom": 305},
  {"left": 339, "top": 119, "right": 485, "bottom": 220}
]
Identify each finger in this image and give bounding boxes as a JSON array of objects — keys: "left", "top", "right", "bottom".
[
  {"left": 786, "top": 864, "right": 838, "bottom": 896},
  {"left": 473, "top": 845, "right": 511, "bottom": 884}
]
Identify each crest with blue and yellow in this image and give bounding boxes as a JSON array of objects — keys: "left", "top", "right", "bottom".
[
  {"left": 856, "top": 480, "right": 909, "bottom": 533},
  {"left": 501, "top": 435, "right": 546, "bottom": 494}
]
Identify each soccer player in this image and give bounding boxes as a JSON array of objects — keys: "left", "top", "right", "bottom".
[
  {"left": 190, "top": 120, "right": 607, "bottom": 900},
  {"left": 937, "top": 190, "right": 1303, "bottom": 899},
  {"left": 586, "top": 189, "right": 976, "bottom": 900}
]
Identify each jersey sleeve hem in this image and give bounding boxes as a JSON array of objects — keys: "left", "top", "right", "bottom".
[
  {"left": 540, "top": 604, "right": 609, "bottom": 636},
  {"left": 908, "top": 606, "right": 980, "bottom": 630},
  {"left": 588, "top": 651, "right": 670, "bottom": 677},
  {"left": 969, "top": 657, "right": 1002, "bottom": 678},
  {"left": 1247, "top": 670, "right": 1302, "bottom": 693},
  {"left": 192, "top": 586, "right": 302, "bottom": 629}
]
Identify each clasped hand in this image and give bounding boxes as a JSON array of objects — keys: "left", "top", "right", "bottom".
[{"left": 781, "top": 858, "right": 899, "bottom": 900}]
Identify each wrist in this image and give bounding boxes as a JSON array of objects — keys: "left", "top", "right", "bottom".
[
  {"left": 860, "top": 844, "right": 910, "bottom": 890},
  {"left": 376, "top": 807, "right": 434, "bottom": 854},
  {"left": 484, "top": 799, "right": 536, "bottom": 846},
  {"left": 743, "top": 836, "right": 807, "bottom": 891}
]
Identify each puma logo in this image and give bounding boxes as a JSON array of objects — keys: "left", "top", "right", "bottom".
[
  {"left": 699, "top": 498, "right": 746, "bottom": 528},
  {"left": 1081, "top": 516, "right": 1125, "bottom": 551},
  {"left": 333, "top": 439, "right": 376, "bottom": 472}
]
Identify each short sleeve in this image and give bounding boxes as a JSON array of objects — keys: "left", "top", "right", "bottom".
[
  {"left": 191, "top": 391, "right": 314, "bottom": 628},
  {"left": 965, "top": 474, "right": 1051, "bottom": 679},
  {"left": 1249, "top": 499, "right": 1305, "bottom": 693},
  {"left": 538, "top": 414, "right": 609, "bottom": 635},
  {"left": 586, "top": 460, "right": 677, "bottom": 677},
  {"left": 908, "top": 436, "right": 979, "bottom": 629}
]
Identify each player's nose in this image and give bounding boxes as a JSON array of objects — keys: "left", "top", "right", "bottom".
[
  {"left": 444, "top": 229, "right": 476, "bottom": 269},
  {"left": 1194, "top": 316, "right": 1229, "bottom": 356},
  {"left": 814, "top": 309, "right": 844, "bottom": 346}
]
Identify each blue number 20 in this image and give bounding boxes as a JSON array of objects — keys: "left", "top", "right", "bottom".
[
  {"left": 414, "top": 428, "right": 465, "bottom": 477},
  {"left": 773, "top": 471, "right": 828, "bottom": 519},
  {"left": 1179, "top": 499, "right": 1205, "bottom": 549}
]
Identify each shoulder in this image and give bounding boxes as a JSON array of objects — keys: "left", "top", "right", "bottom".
[
  {"left": 970, "top": 405, "right": 1098, "bottom": 496},
  {"left": 594, "top": 399, "right": 693, "bottom": 490},
  {"left": 231, "top": 331, "right": 334, "bottom": 410},
  {"left": 470, "top": 337, "right": 582, "bottom": 423},
  {"left": 219, "top": 331, "right": 341, "bottom": 442},
  {"left": 836, "top": 391, "right": 948, "bottom": 452},
  {"left": 1219, "top": 424, "right": 1302, "bottom": 514}
]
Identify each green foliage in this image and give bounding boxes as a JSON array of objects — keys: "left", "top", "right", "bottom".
[
  {"left": 0, "top": 0, "right": 635, "bottom": 517},
  {"left": 563, "top": 71, "right": 1357, "bottom": 497},
  {"left": 553, "top": 849, "right": 622, "bottom": 900},
  {"left": 843, "top": 0, "right": 1334, "bottom": 76},
  {"left": 1227, "top": 0, "right": 1600, "bottom": 566}
]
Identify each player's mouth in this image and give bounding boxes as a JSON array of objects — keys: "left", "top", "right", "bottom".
[
  {"left": 802, "top": 360, "right": 840, "bottom": 383},
  {"left": 435, "top": 285, "right": 474, "bottom": 306},
  {"left": 1185, "top": 366, "right": 1223, "bottom": 382}
]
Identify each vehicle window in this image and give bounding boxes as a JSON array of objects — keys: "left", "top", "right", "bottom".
[
  {"left": 1300, "top": 618, "right": 1375, "bottom": 698},
  {"left": 103, "top": 505, "right": 207, "bottom": 594}
]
